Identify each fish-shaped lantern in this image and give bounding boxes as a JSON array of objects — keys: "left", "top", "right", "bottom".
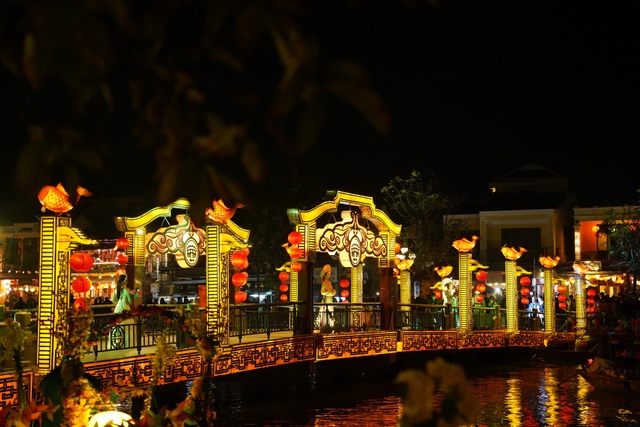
[
  {"left": 452, "top": 236, "right": 479, "bottom": 253},
  {"left": 205, "top": 199, "right": 245, "bottom": 224},
  {"left": 38, "top": 183, "right": 93, "bottom": 215},
  {"left": 501, "top": 245, "right": 527, "bottom": 261}
]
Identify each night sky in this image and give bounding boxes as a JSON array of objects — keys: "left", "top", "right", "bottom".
[{"left": 1, "top": 1, "right": 639, "bottom": 207}]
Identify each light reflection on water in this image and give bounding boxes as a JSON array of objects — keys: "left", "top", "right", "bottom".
[{"left": 209, "top": 362, "right": 640, "bottom": 426}]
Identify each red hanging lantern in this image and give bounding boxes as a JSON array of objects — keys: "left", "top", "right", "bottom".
[
  {"left": 519, "top": 276, "right": 531, "bottom": 287},
  {"left": 476, "top": 283, "right": 486, "bottom": 293},
  {"left": 231, "top": 252, "right": 248, "bottom": 269},
  {"left": 587, "top": 297, "right": 595, "bottom": 305},
  {"left": 475, "top": 295, "right": 485, "bottom": 303},
  {"left": 279, "top": 283, "right": 289, "bottom": 292},
  {"left": 116, "top": 236, "right": 130, "bottom": 251},
  {"left": 241, "top": 247, "right": 250, "bottom": 256},
  {"left": 289, "top": 247, "right": 302, "bottom": 259},
  {"left": 72, "top": 276, "right": 92, "bottom": 293},
  {"left": 587, "top": 288, "right": 596, "bottom": 298},
  {"left": 279, "top": 271, "right": 290, "bottom": 282},
  {"left": 116, "top": 268, "right": 126, "bottom": 276},
  {"left": 117, "top": 253, "right": 129, "bottom": 265},
  {"left": 475, "top": 270, "right": 488, "bottom": 282},
  {"left": 394, "top": 242, "right": 401, "bottom": 254},
  {"left": 290, "top": 261, "right": 302, "bottom": 272},
  {"left": 232, "top": 272, "right": 247, "bottom": 287},
  {"left": 279, "top": 294, "right": 289, "bottom": 302},
  {"left": 73, "top": 298, "right": 87, "bottom": 311},
  {"left": 521, "top": 297, "right": 530, "bottom": 305},
  {"left": 558, "top": 302, "right": 567, "bottom": 310},
  {"left": 520, "top": 287, "right": 531, "bottom": 297},
  {"left": 339, "top": 279, "right": 350, "bottom": 288},
  {"left": 341, "top": 290, "right": 350, "bottom": 298},
  {"left": 70, "top": 252, "right": 94, "bottom": 272},
  {"left": 556, "top": 283, "right": 567, "bottom": 294},
  {"left": 558, "top": 294, "right": 567, "bottom": 302},
  {"left": 288, "top": 231, "right": 303, "bottom": 245},
  {"left": 434, "top": 290, "right": 442, "bottom": 299},
  {"left": 234, "top": 291, "right": 247, "bottom": 303}
]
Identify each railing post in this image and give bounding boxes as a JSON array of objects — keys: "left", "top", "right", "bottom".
[
  {"left": 445, "top": 303, "right": 452, "bottom": 330},
  {"left": 532, "top": 308, "right": 541, "bottom": 331},
  {"left": 136, "top": 314, "right": 142, "bottom": 355}
]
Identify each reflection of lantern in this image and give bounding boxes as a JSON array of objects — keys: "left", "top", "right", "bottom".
[
  {"left": 288, "top": 231, "right": 303, "bottom": 245},
  {"left": 290, "top": 261, "right": 302, "bottom": 272},
  {"left": 70, "top": 252, "right": 94, "bottom": 272},
  {"left": 558, "top": 294, "right": 567, "bottom": 302},
  {"left": 339, "top": 279, "right": 350, "bottom": 288},
  {"left": 289, "top": 247, "right": 302, "bottom": 259},
  {"left": 519, "top": 276, "right": 531, "bottom": 286},
  {"left": 475, "top": 270, "right": 487, "bottom": 282},
  {"left": 520, "top": 287, "right": 530, "bottom": 297},
  {"left": 521, "top": 297, "right": 530, "bottom": 305},
  {"left": 116, "top": 237, "right": 130, "bottom": 251},
  {"left": 557, "top": 283, "right": 567, "bottom": 294},
  {"left": 232, "top": 273, "right": 247, "bottom": 287},
  {"left": 73, "top": 298, "right": 86, "bottom": 310},
  {"left": 587, "top": 288, "right": 596, "bottom": 297},
  {"left": 116, "top": 253, "right": 128, "bottom": 265},
  {"left": 559, "top": 302, "right": 567, "bottom": 310},
  {"left": 234, "top": 291, "right": 247, "bottom": 303},
  {"left": 341, "top": 290, "right": 349, "bottom": 298},
  {"left": 279, "top": 283, "right": 289, "bottom": 292},
  {"left": 72, "top": 276, "right": 92, "bottom": 293},
  {"left": 279, "top": 272, "right": 290, "bottom": 282},
  {"left": 280, "top": 294, "right": 289, "bottom": 302},
  {"left": 231, "top": 252, "right": 248, "bottom": 269},
  {"left": 434, "top": 290, "right": 442, "bottom": 299},
  {"left": 475, "top": 295, "right": 484, "bottom": 303},
  {"left": 476, "top": 283, "right": 486, "bottom": 293}
]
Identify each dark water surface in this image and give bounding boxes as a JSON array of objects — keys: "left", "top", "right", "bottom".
[{"left": 205, "top": 358, "right": 640, "bottom": 427}]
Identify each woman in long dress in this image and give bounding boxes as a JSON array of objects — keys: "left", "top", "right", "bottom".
[{"left": 111, "top": 274, "right": 134, "bottom": 348}]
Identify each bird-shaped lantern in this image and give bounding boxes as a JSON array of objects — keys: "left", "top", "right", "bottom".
[
  {"left": 205, "top": 199, "right": 244, "bottom": 223},
  {"left": 452, "top": 236, "right": 479, "bottom": 253},
  {"left": 539, "top": 255, "right": 560, "bottom": 269},
  {"left": 500, "top": 245, "right": 527, "bottom": 261}
]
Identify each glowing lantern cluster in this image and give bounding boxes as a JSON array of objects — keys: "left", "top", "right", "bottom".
[
  {"left": 284, "top": 230, "right": 304, "bottom": 275},
  {"left": 279, "top": 271, "right": 290, "bottom": 302},
  {"left": 339, "top": 278, "right": 350, "bottom": 302},
  {"left": 520, "top": 275, "right": 531, "bottom": 306},
  {"left": 475, "top": 269, "right": 487, "bottom": 303},
  {"left": 556, "top": 282, "right": 568, "bottom": 310},
  {"left": 232, "top": 248, "right": 250, "bottom": 304},
  {"left": 586, "top": 286, "right": 597, "bottom": 312},
  {"left": 115, "top": 236, "right": 130, "bottom": 267}
]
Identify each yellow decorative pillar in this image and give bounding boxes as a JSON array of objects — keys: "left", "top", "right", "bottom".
[
  {"left": 351, "top": 264, "right": 363, "bottom": 303},
  {"left": 543, "top": 268, "right": 556, "bottom": 335},
  {"left": 458, "top": 252, "right": 471, "bottom": 333},
  {"left": 574, "top": 274, "right": 586, "bottom": 337},
  {"left": 505, "top": 260, "right": 518, "bottom": 333},
  {"left": 206, "top": 224, "right": 228, "bottom": 345},
  {"left": 399, "top": 270, "right": 410, "bottom": 309}
]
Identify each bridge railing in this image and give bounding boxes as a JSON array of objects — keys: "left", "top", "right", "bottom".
[
  {"left": 313, "top": 302, "right": 381, "bottom": 332},
  {"left": 229, "top": 302, "right": 300, "bottom": 342}
]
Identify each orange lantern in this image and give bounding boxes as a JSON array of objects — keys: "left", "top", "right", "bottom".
[
  {"left": 587, "top": 288, "right": 596, "bottom": 297},
  {"left": 72, "top": 276, "right": 92, "bottom": 293},
  {"left": 231, "top": 252, "right": 248, "bottom": 269},
  {"left": 288, "top": 231, "right": 302, "bottom": 245},
  {"left": 290, "top": 261, "right": 302, "bottom": 272},
  {"left": 475, "top": 295, "right": 484, "bottom": 303},
  {"left": 70, "top": 252, "right": 94, "bottom": 272},
  {"left": 279, "top": 272, "right": 290, "bottom": 282},
  {"left": 558, "top": 294, "right": 567, "bottom": 302},
  {"left": 341, "top": 290, "right": 350, "bottom": 298},
  {"left": 434, "top": 290, "right": 442, "bottom": 299},
  {"left": 394, "top": 242, "right": 401, "bottom": 254},
  {"left": 116, "top": 237, "right": 130, "bottom": 251},
  {"left": 279, "top": 283, "right": 289, "bottom": 292},
  {"left": 73, "top": 298, "right": 87, "bottom": 311},
  {"left": 475, "top": 270, "right": 487, "bottom": 282},
  {"left": 519, "top": 276, "right": 531, "bottom": 286},
  {"left": 116, "top": 253, "right": 129, "bottom": 266},
  {"left": 234, "top": 291, "right": 247, "bottom": 303},
  {"left": 476, "top": 283, "right": 486, "bottom": 293},
  {"left": 339, "top": 279, "right": 350, "bottom": 288},
  {"left": 559, "top": 302, "right": 567, "bottom": 310},
  {"left": 521, "top": 297, "right": 530, "bottom": 305},
  {"left": 289, "top": 247, "right": 302, "bottom": 259},
  {"left": 556, "top": 283, "right": 567, "bottom": 294},
  {"left": 232, "top": 272, "right": 247, "bottom": 287},
  {"left": 279, "top": 294, "right": 289, "bottom": 302},
  {"left": 520, "top": 287, "right": 530, "bottom": 296}
]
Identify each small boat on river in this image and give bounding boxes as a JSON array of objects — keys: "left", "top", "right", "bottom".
[{"left": 578, "top": 357, "right": 640, "bottom": 392}]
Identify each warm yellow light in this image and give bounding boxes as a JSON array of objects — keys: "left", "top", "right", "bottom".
[{"left": 88, "top": 411, "right": 132, "bottom": 427}]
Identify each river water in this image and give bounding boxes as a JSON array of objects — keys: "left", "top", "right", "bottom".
[{"left": 206, "top": 358, "right": 640, "bottom": 426}]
